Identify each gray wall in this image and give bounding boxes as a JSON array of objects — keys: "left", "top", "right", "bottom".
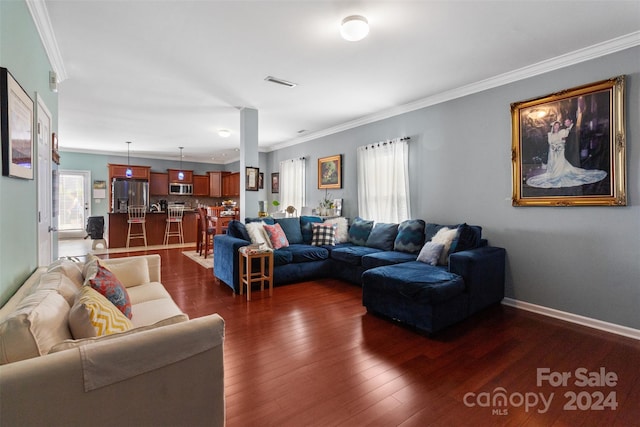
[
  {"left": 266, "top": 46, "right": 640, "bottom": 330},
  {"left": 0, "top": 0, "right": 59, "bottom": 305}
]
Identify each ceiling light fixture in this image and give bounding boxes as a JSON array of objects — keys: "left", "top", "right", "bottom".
[
  {"left": 178, "top": 147, "right": 184, "bottom": 181},
  {"left": 125, "top": 141, "right": 132, "bottom": 178},
  {"left": 264, "top": 76, "right": 297, "bottom": 88},
  {"left": 340, "top": 15, "right": 369, "bottom": 42},
  {"left": 218, "top": 129, "right": 231, "bottom": 138}
]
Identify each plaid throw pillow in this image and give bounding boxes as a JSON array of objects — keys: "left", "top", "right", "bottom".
[{"left": 311, "top": 223, "right": 337, "bottom": 246}]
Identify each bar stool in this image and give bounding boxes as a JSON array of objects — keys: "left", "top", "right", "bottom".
[
  {"left": 197, "top": 207, "right": 215, "bottom": 258},
  {"left": 126, "top": 206, "right": 148, "bottom": 248},
  {"left": 163, "top": 205, "right": 184, "bottom": 245}
]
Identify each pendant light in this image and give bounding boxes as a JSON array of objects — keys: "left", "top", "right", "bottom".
[
  {"left": 178, "top": 147, "right": 185, "bottom": 181},
  {"left": 125, "top": 141, "right": 133, "bottom": 178}
]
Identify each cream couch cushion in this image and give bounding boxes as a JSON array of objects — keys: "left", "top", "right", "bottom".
[
  {"left": 46, "top": 259, "right": 84, "bottom": 287},
  {"left": 100, "top": 257, "right": 151, "bottom": 287},
  {"left": 126, "top": 282, "right": 172, "bottom": 305},
  {"left": 32, "top": 272, "right": 81, "bottom": 306},
  {"left": 130, "top": 298, "right": 188, "bottom": 328},
  {"left": 0, "top": 290, "right": 72, "bottom": 364}
]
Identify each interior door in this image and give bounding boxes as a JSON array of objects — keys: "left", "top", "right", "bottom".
[
  {"left": 58, "top": 170, "right": 91, "bottom": 238},
  {"left": 37, "top": 94, "right": 53, "bottom": 266}
]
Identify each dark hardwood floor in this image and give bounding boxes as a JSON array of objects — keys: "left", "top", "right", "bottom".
[{"left": 101, "top": 247, "right": 640, "bottom": 426}]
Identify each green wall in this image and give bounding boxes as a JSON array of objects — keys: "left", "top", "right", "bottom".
[{"left": 0, "top": 0, "right": 58, "bottom": 305}]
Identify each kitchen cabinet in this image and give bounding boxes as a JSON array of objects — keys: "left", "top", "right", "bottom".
[
  {"left": 150, "top": 172, "right": 169, "bottom": 196},
  {"left": 208, "top": 171, "right": 222, "bottom": 197},
  {"left": 193, "top": 175, "right": 209, "bottom": 196},
  {"left": 222, "top": 172, "right": 240, "bottom": 197},
  {"left": 168, "top": 169, "right": 193, "bottom": 183},
  {"left": 108, "top": 164, "right": 150, "bottom": 180}
]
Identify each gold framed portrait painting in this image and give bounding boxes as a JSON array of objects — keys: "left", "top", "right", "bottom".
[{"left": 511, "top": 76, "right": 626, "bottom": 206}]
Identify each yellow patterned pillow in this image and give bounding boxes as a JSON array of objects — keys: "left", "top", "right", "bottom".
[{"left": 69, "top": 286, "right": 133, "bottom": 338}]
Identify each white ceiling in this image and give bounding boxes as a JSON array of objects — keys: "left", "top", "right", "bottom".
[{"left": 44, "top": 1, "right": 640, "bottom": 164}]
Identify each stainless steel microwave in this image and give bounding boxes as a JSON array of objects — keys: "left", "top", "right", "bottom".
[{"left": 169, "top": 183, "right": 193, "bottom": 195}]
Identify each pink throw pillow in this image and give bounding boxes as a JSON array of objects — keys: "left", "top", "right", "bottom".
[{"left": 263, "top": 223, "right": 290, "bottom": 250}]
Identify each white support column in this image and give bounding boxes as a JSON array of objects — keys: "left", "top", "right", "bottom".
[{"left": 240, "top": 107, "right": 259, "bottom": 221}]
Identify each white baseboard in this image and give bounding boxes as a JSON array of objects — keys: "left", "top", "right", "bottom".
[{"left": 502, "top": 298, "right": 640, "bottom": 341}]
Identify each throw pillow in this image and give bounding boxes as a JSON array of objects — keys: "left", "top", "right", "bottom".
[
  {"left": 98, "top": 257, "right": 150, "bottom": 288},
  {"left": 311, "top": 223, "right": 337, "bottom": 246},
  {"left": 394, "top": 219, "right": 426, "bottom": 254},
  {"left": 431, "top": 227, "right": 459, "bottom": 265},
  {"left": 245, "top": 221, "right": 272, "bottom": 248},
  {"left": 82, "top": 254, "right": 101, "bottom": 281},
  {"left": 0, "top": 289, "right": 72, "bottom": 364},
  {"left": 323, "top": 217, "right": 349, "bottom": 243},
  {"left": 263, "top": 223, "right": 290, "bottom": 250},
  {"left": 46, "top": 259, "right": 84, "bottom": 287},
  {"left": 348, "top": 217, "right": 374, "bottom": 246},
  {"left": 417, "top": 242, "right": 445, "bottom": 266},
  {"left": 88, "top": 265, "right": 133, "bottom": 319},
  {"left": 275, "top": 217, "right": 303, "bottom": 244},
  {"left": 366, "top": 222, "right": 399, "bottom": 251},
  {"left": 300, "top": 216, "right": 324, "bottom": 244},
  {"left": 450, "top": 223, "right": 479, "bottom": 253},
  {"left": 227, "top": 220, "right": 251, "bottom": 241},
  {"left": 69, "top": 286, "right": 134, "bottom": 339}
]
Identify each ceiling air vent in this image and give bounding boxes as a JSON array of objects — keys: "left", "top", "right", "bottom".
[{"left": 264, "top": 76, "right": 297, "bottom": 88}]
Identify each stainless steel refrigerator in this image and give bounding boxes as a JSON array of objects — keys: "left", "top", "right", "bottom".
[{"left": 111, "top": 179, "right": 149, "bottom": 213}]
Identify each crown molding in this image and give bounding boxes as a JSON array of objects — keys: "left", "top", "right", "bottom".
[
  {"left": 25, "top": 0, "right": 68, "bottom": 81},
  {"left": 268, "top": 31, "right": 640, "bottom": 152}
]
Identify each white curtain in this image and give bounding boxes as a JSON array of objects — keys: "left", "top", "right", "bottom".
[
  {"left": 279, "top": 157, "right": 306, "bottom": 213},
  {"left": 357, "top": 138, "right": 410, "bottom": 222}
]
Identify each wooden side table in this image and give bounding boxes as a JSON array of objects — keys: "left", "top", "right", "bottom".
[{"left": 238, "top": 246, "right": 274, "bottom": 301}]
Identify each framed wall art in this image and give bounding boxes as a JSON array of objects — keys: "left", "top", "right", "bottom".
[
  {"left": 1, "top": 67, "right": 34, "bottom": 179},
  {"left": 271, "top": 172, "right": 279, "bottom": 193},
  {"left": 258, "top": 172, "right": 264, "bottom": 189},
  {"left": 245, "top": 166, "right": 259, "bottom": 191},
  {"left": 318, "top": 154, "right": 342, "bottom": 189},
  {"left": 511, "top": 76, "right": 626, "bottom": 206}
]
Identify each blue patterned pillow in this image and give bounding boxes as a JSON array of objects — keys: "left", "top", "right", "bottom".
[
  {"left": 300, "top": 216, "right": 324, "bottom": 244},
  {"left": 394, "top": 219, "right": 426, "bottom": 253},
  {"left": 366, "top": 222, "right": 399, "bottom": 251},
  {"left": 348, "top": 217, "right": 374, "bottom": 246}
]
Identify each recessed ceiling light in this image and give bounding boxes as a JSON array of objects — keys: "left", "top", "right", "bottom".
[
  {"left": 340, "top": 15, "right": 369, "bottom": 42},
  {"left": 218, "top": 129, "right": 231, "bottom": 138}
]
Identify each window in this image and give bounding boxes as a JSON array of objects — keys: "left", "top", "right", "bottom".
[
  {"left": 357, "top": 138, "right": 410, "bottom": 222},
  {"left": 279, "top": 158, "right": 306, "bottom": 213}
]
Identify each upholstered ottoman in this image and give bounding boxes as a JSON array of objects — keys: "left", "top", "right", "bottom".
[{"left": 362, "top": 261, "right": 470, "bottom": 334}]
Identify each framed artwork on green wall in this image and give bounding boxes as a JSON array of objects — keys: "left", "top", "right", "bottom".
[{"left": 1, "top": 67, "right": 34, "bottom": 180}]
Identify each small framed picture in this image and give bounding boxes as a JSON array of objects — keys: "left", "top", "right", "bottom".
[
  {"left": 271, "top": 172, "right": 279, "bottom": 193},
  {"left": 318, "top": 154, "right": 342, "bottom": 189},
  {"left": 258, "top": 172, "right": 264, "bottom": 189},
  {"left": 245, "top": 166, "right": 259, "bottom": 191}
]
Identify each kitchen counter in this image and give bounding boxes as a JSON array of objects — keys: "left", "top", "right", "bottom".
[{"left": 108, "top": 211, "right": 197, "bottom": 248}]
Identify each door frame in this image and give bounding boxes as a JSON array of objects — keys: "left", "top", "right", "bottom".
[{"left": 36, "top": 94, "right": 53, "bottom": 266}]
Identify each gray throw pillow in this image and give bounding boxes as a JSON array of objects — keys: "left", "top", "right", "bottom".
[{"left": 417, "top": 242, "right": 445, "bottom": 266}]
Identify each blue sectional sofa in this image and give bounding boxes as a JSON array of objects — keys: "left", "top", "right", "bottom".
[{"left": 213, "top": 216, "right": 506, "bottom": 334}]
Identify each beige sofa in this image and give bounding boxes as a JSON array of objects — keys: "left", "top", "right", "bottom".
[{"left": 0, "top": 254, "right": 225, "bottom": 426}]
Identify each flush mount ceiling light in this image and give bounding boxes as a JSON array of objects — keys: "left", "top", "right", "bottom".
[
  {"left": 340, "top": 15, "right": 369, "bottom": 41},
  {"left": 218, "top": 129, "right": 231, "bottom": 138}
]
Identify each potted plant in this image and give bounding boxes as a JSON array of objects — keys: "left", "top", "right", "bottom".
[{"left": 318, "top": 192, "right": 334, "bottom": 216}]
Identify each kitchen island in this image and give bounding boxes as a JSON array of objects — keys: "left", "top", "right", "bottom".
[{"left": 108, "top": 211, "right": 197, "bottom": 248}]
